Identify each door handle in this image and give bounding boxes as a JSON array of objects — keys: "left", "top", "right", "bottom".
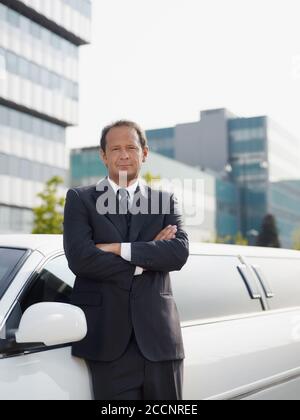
[
  {"left": 237, "top": 264, "right": 262, "bottom": 300},
  {"left": 252, "top": 265, "right": 274, "bottom": 298}
]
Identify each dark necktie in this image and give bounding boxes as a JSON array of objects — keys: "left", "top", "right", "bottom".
[{"left": 117, "top": 189, "right": 131, "bottom": 238}]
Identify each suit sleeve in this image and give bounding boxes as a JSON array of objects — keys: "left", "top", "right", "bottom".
[
  {"left": 130, "top": 193, "right": 189, "bottom": 272},
  {"left": 63, "top": 189, "right": 135, "bottom": 289}
]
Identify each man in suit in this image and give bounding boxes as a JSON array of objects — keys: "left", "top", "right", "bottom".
[{"left": 63, "top": 120, "right": 189, "bottom": 400}]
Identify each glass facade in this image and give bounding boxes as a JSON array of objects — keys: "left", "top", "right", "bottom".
[
  {"left": 228, "top": 117, "right": 269, "bottom": 238},
  {"left": 269, "top": 181, "right": 300, "bottom": 248},
  {"left": 20, "top": 0, "right": 91, "bottom": 43},
  {"left": 268, "top": 119, "right": 300, "bottom": 183},
  {"left": 266, "top": 120, "right": 300, "bottom": 247},
  {"left": 228, "top": 116, "right": 300, "bottom": 248},
  {"left": 0, "top": 0, "right": 91, "bottom": 233},
  {"left": 146, "top": 127, "right": 175, "bottom": 159},
  {"left": 2, "top": 48, "right": 78, "bottom": 100},
  {"left": 216, "top": 178, "right": 239, "bottom": 239},
  {"left": 0, "top": 205, "right": 33, "bottom": 233},
  {"left": 228, "top": 117, "right": 268, "bottom": 184},
  {"left": 71, "top": 148, "right": 107, "bottom": 187},
  {"left": 0, "top": 2, "right": 81, "bottom": 125},
  {"left": 242, "top": 185, "right": 268, "bottom": 239}
]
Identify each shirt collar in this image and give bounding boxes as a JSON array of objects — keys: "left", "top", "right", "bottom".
[{"left": 107, "top": 176, "right": 140, "bottom": 200}]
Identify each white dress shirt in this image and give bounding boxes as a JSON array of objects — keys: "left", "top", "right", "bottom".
[{"left": 107, "top": 177, "right": 144, "bottom": 276}]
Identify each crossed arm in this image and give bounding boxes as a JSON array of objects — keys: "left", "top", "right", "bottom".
[
  {"left": 63, "top": 189, "right": 189, "bottom": 286},
  {"left": 96, "top": 194, "right": 189, "bottom": 273},
  {"left": 96, "top": 225, "right": 178, "bottom": 256}
]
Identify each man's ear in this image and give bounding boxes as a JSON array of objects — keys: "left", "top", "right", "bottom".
[
  {"left": 100, "top": 149, "right": 107, "bottom": 166},
  {"left": 142, "top": 146, "right": 149, "bottom": 162}
]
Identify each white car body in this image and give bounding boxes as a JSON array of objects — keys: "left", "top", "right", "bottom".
[{"left": 0, "top": 234, "right": 300, "bottom": 400}]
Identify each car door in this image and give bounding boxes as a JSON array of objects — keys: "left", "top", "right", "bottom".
[
  {"left": 240, "top": 254, "right": 300, "bottom": 400},
  {"left": 170, "top": 253, "right": 267, "bottom": 400},
  {"left": 171, "top": 252, "right": 300, "bottom": 400},
  {"left": 0, "top": 254, "right": 92, "bottom": 400}
]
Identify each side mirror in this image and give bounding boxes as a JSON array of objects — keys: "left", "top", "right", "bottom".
[{"left": 15, "top": 303, "right": 87, "bottom": 346}]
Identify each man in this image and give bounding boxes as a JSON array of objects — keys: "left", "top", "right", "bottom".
[{"left": 63, "top": 120, "right": 189, "bottom": 400}]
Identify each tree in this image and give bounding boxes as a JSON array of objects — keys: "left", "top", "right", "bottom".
[
  {"left": 32, "top": 176, "right": 65, "bottom": 234},
  {"left": 214, "top": 235, "right": 232, "bottom": 244},
  {"left": 256, "top": 214, "right": 281, "bottom": 248},
  {"left": 234, "top": 232, "right": 248, "bottom": 246},
  {"left": 142, "top": 171, "right": 161, "bottom": 186},
  {"left": 212, "top": 232, "right": 248, "bottom": 246},
  {"left": 292, "top": 228, "right": 300, "bottom": 251}
]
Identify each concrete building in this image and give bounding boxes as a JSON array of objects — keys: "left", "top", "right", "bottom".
[{"left": 147, "top": 109, "right": 236, "bottom": 173}]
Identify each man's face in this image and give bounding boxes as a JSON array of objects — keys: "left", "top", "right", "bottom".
[{"left": 100, "top": 126, "right": 149, "bottom": 185}]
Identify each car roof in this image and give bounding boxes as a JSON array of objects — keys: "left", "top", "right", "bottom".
[
  {"left": 0, "top": 234, "right": 299, "bottom": 259},
  {"left": 190, "top": 242, "right": 300, "bottom": 258},
  {"left": 0, "top": 234, "right": 63, "bottom": 256}
]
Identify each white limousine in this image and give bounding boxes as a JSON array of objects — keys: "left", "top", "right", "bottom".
[{"left": 0, "top": 234, "right": 300, "bottom": 400}]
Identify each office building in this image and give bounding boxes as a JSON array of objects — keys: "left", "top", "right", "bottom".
[
  {"left": 146, "top": 109, "right": 300, "bottom": 248},
  {"left": 0, "top": 0, "right": 91, "bottom": 232}
]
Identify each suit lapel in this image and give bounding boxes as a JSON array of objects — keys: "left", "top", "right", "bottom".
[
  {"left": 92, "top": 177, "right": 127, "bottom": 239},
  {"left": 91, "top": 177, "right": 152, "bottom": 242}
]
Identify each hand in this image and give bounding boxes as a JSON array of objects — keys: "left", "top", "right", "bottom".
[
  {"left": 95, "top": 243, "right": 121, "bottom": 256},
  {"left": 154, "top": 225, "right": 177, "bottom": 241}
]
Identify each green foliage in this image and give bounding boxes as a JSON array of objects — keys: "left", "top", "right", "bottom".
[
  {"left": 32, "top": 176, "right": 65, "bottom": 234},
  {"left": 142, "top": 172, "right": 161, "bottom": 186},
  {"left": 211, "top": 232, "right": 248, "bottom": 246},
  {"left": 234, "top": 232, "right": 249, "bottom": 246},
  {"left": 292, "top": 228, "right": 300, "bottom": 251},
  {"left": 214, "top": 235, "right": 232, "bottom": 244}
]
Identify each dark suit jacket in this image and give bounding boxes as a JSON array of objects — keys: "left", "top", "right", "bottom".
[{"left": 63, "top": 177, "right": 189, "bottom": 362}]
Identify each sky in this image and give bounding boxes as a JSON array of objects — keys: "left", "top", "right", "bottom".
[{"left": 66, "top": 0, "right": 300, "bottom": 150}]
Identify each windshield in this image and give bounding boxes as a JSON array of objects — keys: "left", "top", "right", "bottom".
[{"left": 0, "top": 248, "right": 28, "bottom": 299}]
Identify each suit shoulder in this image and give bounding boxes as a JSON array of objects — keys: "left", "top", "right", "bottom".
[{"left": 67, "top": 184, "right": 96, "bottom": 197}]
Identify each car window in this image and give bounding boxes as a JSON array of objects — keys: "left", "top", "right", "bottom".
[
  {"left": 0, "top": 248, "right": 28, "bottom": 299},
  {"left": 0, "top": 255, "right": 76, "bottom": 354},
  {"left": 20, "top": 254, "right": 75, "bottom": 311},
  {"left": 171, "top": 255, "right": 263, "bottom": 323}
]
